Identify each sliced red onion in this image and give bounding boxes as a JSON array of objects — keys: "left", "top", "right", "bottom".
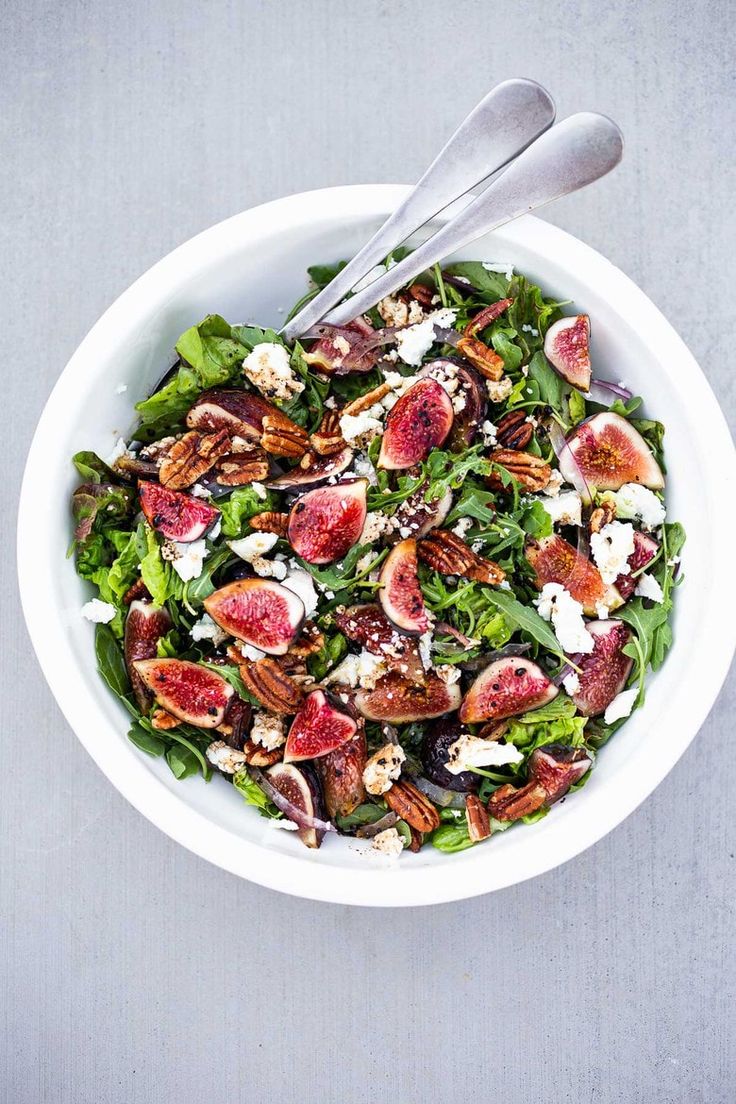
[
  {"left": 410, "top": 775, "right": 468, "bottom": 810},
  {"left": 300, "top": 322, "right": 359, "bottom": 343},
  {"left": 355, "top": 811, "right": 399, "bottom": 838},
  {"left": 342, "top": 326, "right": 400, "bottom": 369},
  {"left": 576, "top": 525, "right": 590, "bottom": 560},
  {"left": 548, "top": 420, "right": 593, "bottom": 506},
  {"left": 552, "top": 658, "right": 582, "bottom": 687},
  {"left": 587, "top": 378, "right": 633, "bottom": 405},
  {"left": 434, "top": 622, "right": 480, "bottom": 648},
  {"left": 440, "top": 273, "right": 474, "bottom": 293},
  {"left": 460, "top": 641, "right": 532, "bottom": 672},
  {"left": 248, "top": 768, "right": 337, "bottom": 834}
]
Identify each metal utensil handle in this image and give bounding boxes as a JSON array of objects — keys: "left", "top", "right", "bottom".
[
  {"left": 280, "top": 78, "right": 555, "bottom": 342},
  {"left": 323, "top": 112, "right": 623, "bottom": 328}
]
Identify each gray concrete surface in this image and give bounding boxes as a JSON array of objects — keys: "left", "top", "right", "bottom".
[{"left": 3, "top": 1, "right": 735, "bottom": 1101}]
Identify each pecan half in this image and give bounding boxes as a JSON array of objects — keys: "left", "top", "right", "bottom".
[
  {"left": 287, "top": 621, "right": 325, "bottom": 658},
  {"left": 488, "top": 448, "right": 551, "bottom": 493},
  {"left": 408, "top": 825, "right": 424, "bottom": 852},
  {"left": 122, "top": 578, "right": 150, "bottom": 606},
  {"left": 260, "top": 414, "right": 309, "bottom": 458},
  {"left": 409, "top": 282, "right": 434, "bottom": 307},
  {"left": 466, "top": 794, "right": 492, "bottom": 842},
  {"left": 487, "top": 781, "right": 548, "bottom": 821},
  {"left": 477, "top": 719, "right": 510, "bottom": 742},
  {"left": 250, "top": 511, "right": 289, "bottom": 537},
  {"left": 495, "top": 409, "right": 533, "bottom": 450},
  {"left": 384, "top": 780, "right": 441, "bottom": 833},
  {"left": 589, "top": 500, "right": 616, "bottom": 534},
  {"left": 457, "top": 335, "right": 505, "bottom": 380},
  {"left": 238, "top": 658, "right": 304, "bottom": 714},
  {"left": 418, "top": 529, "right": 505, "bottom": 586},
  {"left": 310, "top": 410, "right": 345, "bottom": 456},
  {"left": 242, "top": 739, "right": 283, "bottom": 767},
  {"left": 214, "top": 448, "right": 270, "bottom": 486},
  {"left": 150, "top": 707, "right": 180, "bottom": 731},
  {"left": 342, "top": 381, "right": 392, "bottom": 417},
  {"left": 159, "top": 428, "right": 231, "bottom": 489},
  {"left": 465, "top": 298, "right": 514, "bottom": 338}
]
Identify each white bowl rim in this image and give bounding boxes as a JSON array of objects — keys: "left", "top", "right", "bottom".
[{"left": 17, "top": 184, "right": 736, "bottom": 907}]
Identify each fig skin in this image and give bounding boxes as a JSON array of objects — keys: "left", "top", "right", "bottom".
[
  {"left": 124, "top": 600, "right": 173, "bottom": 713},
  {"left": 138, "top": 480, "right": 220, "bottom": 542},
  {"left": 204, "top": 578, "right": 306, "bottom": 656},
  {"left": 287, "top": 479, "right": 368, "bottom": 565},
  {"left": 421, "top": 718, "right": 479, "bottom": 793},
  {"left": 378, "top": 378, "right": 454, "bottom": 470},
  {"left": 284, "top": 689, "right": 358, "bottom": 763},
  {"left": 132, "top": 658, "right": 234, "bottom": 727},
  {"left": 526, "top": 534, "right": 621, "bottom": 616},
  {"left": 544, "top": 315, "right": 592, "bottom": 391},
  {"left": 316, "top": 727, "right": 367, "bottom": 818},
  {"left": 614, "top": 531, "right": 658, "bottom": 601},
  {"left": 391, "top": 480, "right": 453, "bottom": 540},
  {"left": 186, "top": 387, "right": 278, "bottom": 441},
  {"left": 266, "top": 762, "right": 327, "bottom": 848},
  {"left": 569, "top": 619, "right": 633, "bottom": 717},
  {"left": 354, "top": 671, "right": 462, "bottom": 724},
  {"left": 459, "top": 656, "right": 558, "bottom": 724},
  {"left": 449, "top": 364, "right": 487, "bottom": 449},
  {"left": 529, "top": 745, "right": 592, "bottom": 803},
  {"left": 378, "top": 538, "right": 429, "bottom": 635},
  {"left": 560, "top": 412, "right": 664, "bottom": 491},
  {"left": 265, "top": 445, "right": 354, "bottom": 492},
  {"left": 334, "top": 603, "right": 425, "bottom": 684}
]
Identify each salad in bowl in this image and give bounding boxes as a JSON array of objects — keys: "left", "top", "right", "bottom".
[{"left": 70, "top": 257, "right": 683, "bottom": 859}]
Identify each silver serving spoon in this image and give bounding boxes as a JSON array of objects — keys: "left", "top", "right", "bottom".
[
  {"left": 281, "top": 78, "right": 556, "bottom": 343},
  {"left": 320, "top": 112, "right": 623, "bottom": 329}
]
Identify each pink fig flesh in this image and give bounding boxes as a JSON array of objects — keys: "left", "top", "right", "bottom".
[
  {"left": 544, "top": 315, "right": 592, "bottom": 391},
  {"left": 378, "top": 378, "right": 453, "bottom": 470},
  {"left": 204, "top": 578, "right": 305, "bottom": 655},
  {"left": 529, "top": 745, "right": 592, "bottom": 803},
  {"left": 569, "top": 619, "right": 633, "bottom": 717},
  {"left": 287, "top": 479, "right": 367, "bottom": 564},
  {"left": 139, "top": 480, "right": 219, "bottom": 542},
  {"left": 132, "top": 658, "right": 233, "bottom": 727},
  {"left": 354, "top": 671, "right": 462, "bottom": 724},
  {"left": 334, "top": 603, "right": 425, "bottom": 684},
  {"left": 186, "top": 387, "right": 278, "bottom": 441},
  {"left": 459, "top": 656, "right": 558, "bottom": 724},
  {"left": 302, "top": 320, "right": 377, "bottom": 374},
  {"left": 526, "top": 534, "right": 621, "bottom": 616},
  {"left": 560, "top": 412, "right": 664, "bottom": 491},
  {"left": 284, "top": 689, "right": 358, "bottom": 762},
  {"left": 266, "top": 762, "right": 327, "bottom": 848},
  {"left": 124, "top": 600, "right": 173, "bottom": 713},
  {"left": 265, "top": 445, "right": 354, "bottom": 491},
  {"left": 614, "top": 530, "right": 659, "bottom": 600},
  {"left": 378, "top": 538, "right": 429, "bottom": 635}
]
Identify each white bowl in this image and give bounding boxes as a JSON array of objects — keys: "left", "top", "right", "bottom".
[{"left": 18, "top": 185, "right": 736, "bottom": 907}]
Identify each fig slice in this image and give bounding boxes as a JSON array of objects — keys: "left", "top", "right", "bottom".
[
  {"left": 391, "top": 479, "right": 453, "bottom": 539},
  {"left": 459, "top": 656, "right": 558, "bottom": 724},
  {"left": 569, "top": 619, "right": 633, "bottom": 716},
  {"left": 287, "top": 479, "right": 368, "bottom": 564},
  {"left": 316, "top": 728, "right": 367, "bottom": 818},
  {"left": 265, "top": 445, "right": 354, "bottom": 492},
  {"left": 526, "top": 534, "right": 621, "bottom": 615},
  {"left": 614, "top": 531, "right": 659, "bottom": 600},
  {"left": 334, "top": 603, "right": 425, "bottom": 684},
  {"left": 185, "top": 387, "right": 278, "bottom": 442},
  {"left": 284, "top": 689, "right": 358, "bottom": 763},
  {"left": 378, "top": 378, "right": 454, "bottom": 470},
  {"left": 354, "top": 671, "right": 462, "bottom": 724},
  {"left": 204, "top": 578, "right": 305, "bottom": 655},
  {"left": 124, "top": 600, "right": 173, "bottom": 713},
  {"left": 132, "top": 658, "right": 233, "bottom": 727},
  {"left": 543, "top": 315, "right": 592, "bottom": 390},
  {"left": 138, "top": 480, "right": 219, "bottom": 542},
  {"left": 378, "top": 539, "right": 429, "bottom": 635},
  {"left": 418, "top": 360, "right": 486, "bottom": 449},
  {"left": 560, "top": 412, "right": 664, "bottom": 491},
  {"left": 528, "top": 745, "right": 592, "bottom": 803},
  {"left": 264, "top": 762, "right": 328, "bottom": 848}
]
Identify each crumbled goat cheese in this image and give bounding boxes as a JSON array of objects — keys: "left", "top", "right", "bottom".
[
  {"left": 595, "top": 603, "right": 610, "bottom": 619},
  {"left": 115, "top": 382, "right": 128, "bottom": 394},
  {"left": 190, "top": 613, "right": 228, "bottom": 646},
  {"left": 418, "top": 631, "right": 433, "bottom": 669},
  {"left": 541, "top": 490, "right": 583, "bottom": 528},
  {"left": 242, "top": 342, "right": 304, "bottom": 402},
  {"left": 543, "top": 469, "right": 565, "bottom": 498},
  {"left": 361, "top": 511, "right": 391, "bottom": 544},
  {"left": 446, "top": 733, "right": 524, "bottom": 774},
  {"left": 534, "top": 583, "right": 594, "bottom": 654},
  {"left": 251, "top": 557, "right": 288, "bottom": 580},
  {"left": 209, "top": 519, "right": 222, "bottom": 541},
  {"left": 339, "top": 410, "right": 384, "bottom": 449},
  {"left": 482, "top": 261, "right": 514, "bottom": 280},
  {"left": 190, "top": 483, "right": 212, "bottom": 499},
  {"left": 166, "top": 539, "right": 208, "bottom": 582},
  {"left": 590, "top": 521, "right": 635, "bottom": 584},
  {"left": 324, "top": 650, "right": 386, "bottom": 690},
  {"left": 238, "top": 642, "right": 267, "bottom": 661},
  {"left": 452, "top": 517, "right": 473, "bottom": 539},
  {"left": 604, "top": 686, "right": 638, "bottom": 725},
  {"left": 363, "top": 743, "right": 406, "bottom": 795},
  {"left": 485, "top": 377, "right": 513, "bottom": 403},
  {"left": 251, "top": 482, "right": 268, "bottom": 500},
  {"left": 562, "top": 671, "right": 580, "bottom": 695},
  {"left": 229, "top": 532, "right": 278, "bottom": 561},
  {"left": 81, "top": 598, "right": 117, "bottom": 624},
  {"left": 206, "top": 741, "right": 248, "bottom": 774},
  {"left": 356, "top": 552, "right": 375, "bottom": 574},
  {"left": 394, "top": 308, "right": 457, "bottom": 366},
  {"left": 436, "top": 664, "right": 462, "bottom": 686},
  {"left": 611, "top": 483, "right": 666, "bottom": 530},
  {"left": 282, "top": 570, "right": 318, "bottom": 617},
  {"left": 250, "top": 712, "right": 286, "bottom": 750},
  {"left": 352, "top": 453, "right": 378, "bottom": 485},
  {"left": 378, "top": 295, "right": 412, "bottom": 327},
  {"left": 371, "top": 827, "right": 404, "bottom": 858},
  {"left": 480, "top": 420, "right": 498, "bottom": 446},
  {"left": 635, "top": 572, "right": 664, "bottom": 603},
  {"left": 105, "top": 437, "right": 130, "bottom": 467}
]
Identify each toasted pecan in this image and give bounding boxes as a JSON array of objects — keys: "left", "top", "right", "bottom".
[
  {"left": 384, "top": 780, "right": 441, "bottom": 833},
  {"left": 589, "top": 500, "right": 617, "bottom": 534},
  {"left": 457, "top": 335, "right": 506, "bottom": 380},
  {"left": 487, "top": 781, "right": 547, "bottom": 821},
  {"left": 238, "top": 658, "right": 304, "bottom": 714},
  {"left": 150, "top": 708, "right": 180, "bottom": 731},
  {"left": 465, "top": 298, "right": 514, "bottom": 338},
  {"left": 310, "top": 410, "right": 345, "bottom": 456},
  {"left": 242, "top": 740, "right": 283, "bottom": 767},
  {"left": 214, "top": 449, "right": 270, "bottom": 486},
  {"left": 287, "top": 621, "right": 325, "bottom": 658},
  {"left": 417, "top": 529, "right": 505, "bottom": 586},
  {"left": 495, "top": 409, "right": 533, "bottom": 450},
  {"left": 488, "top": 448, "right": 551, "bottom": 493},
  {"left": 342, "top": 381, "right": 392, "bottom": 417},
  {"left": 260, "top": 414, "right": 309, "bottom": 458},
  {"left": 158, "top": 428, "right": 231, "bottom": 489},
  {"left": 465, "top": 794, "right": 492, "bottom": 842},
  {"left": 249, "top": 511, "right": 289, "bottom": 537}
]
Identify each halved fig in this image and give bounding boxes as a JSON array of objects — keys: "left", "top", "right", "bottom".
[
  {"left": 284, "top": 689, "right": 358, "bottom": 762},
  {"left": 614, "top": 531, "right": 659, "bottom": 600},
  {"left": 124, "top": 600, "right": 172, "bottom": 713},
  {"left": 421, "top": 717, "right": 479, "bottom": 793},
  {"left": 287, "top": 479, "right": 367, "bottom": 564},
  {"left": 569, "top": 619, "right": 633, "bottom": 717},
  {"left": 459, "top": 656, "right": 557, "bottom": 724},
  {"left": 529, "top": 745, "right": 592, "bottom": 803},
  {"left": 316, "top": 728, "right": 367, "bottom": 818},
  {"left": 204, "top": 578, "right": 305, "bottom": 655},
  {"left": 139, "top": 480, "right": 219, "bottom": 542},
  {"left": 418, "top": 360, "right": 486, "bottom": 449},
  {"left": 378, "top": 539, "right": 429, "bottom": 635},
  {"left": 132, "top": 658, "right": 233, "bottom": 727},
  {"left": 266, "top": 762, "right": 327, "bottom": 848},
  {"left": 334, "top": 604, "right": 425, "bottom": 684},
  {"left": 302, "top": 319, "right": 376, "bottom": 375},
  {"left": 355, "top": 671, "right": 462, "bottom": 723},
  {"left": 526, "top": 534, "right": 621, "bottom": 615},
  {"left": 265, "top": 445, "right": 354, "bottom": 492},
  {"left": 378, "top": 378, "right": 454, "bottom": 470},
  {"left": 391, "top": 479, "right": 453, "bottom": 540},
  {"left": 543, "top": 315, "right": 591, "bottom": 390},
  {"left": 560, "top": 412, "right": 664, "bottom": 491},
  {"left": 185, "top": 387, "right": 277, "bottom": 442}
]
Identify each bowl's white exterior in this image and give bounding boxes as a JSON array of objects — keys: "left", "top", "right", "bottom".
[{"left": 18, "top": 185, "right": 736, "bottom": 907}]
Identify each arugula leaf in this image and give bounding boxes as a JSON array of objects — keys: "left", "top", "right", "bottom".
[
  {"left": 307, "top": 260, "right": 347, "bottom": 288},
  {"left": 133, "top": 374, "right": 195, "bottom": 440},
  {"left": 336, "top": 802, "right": 387, "bottom": 831},
  {"left": 139, "top": 529, "right": 176, "bottom": 607},
  {"left": 308, "top": 631, "right": 348, "bottom": 681},
  {"left": 127, "top": 721, "right": 167, "bottom": 757},
  {"left": 166, "top": 745, "right": 202, "bottom": 779},
  {"left": 444, "top": 483, "right": 496, "bottom": 527},
  {"left": 482, "top": 588, "right": 566, "bottom": 659},
  {"left": 296, "top": 543, "right": 387, "bottom": 594},
  {"left": 424, "top": 445, "right": 491, "bottom": 502}
]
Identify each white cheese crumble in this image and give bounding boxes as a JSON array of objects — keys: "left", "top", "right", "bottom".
[
  {"left": 282, "top": 570, "right": 318, "bottom": 617},
  {"left": 540, "top": 490, "right": 582, "bottom": 528},
  {"left": 611, "top": 483, "right": 666, "bottom": 530},
  {"left": 445, "top": 733, "right": 524, "bottom": 774},
  {"left": 363, "top": 743, "right": 406, "bottom": 795},
  {"left": 352, "top": 453, "right": 378, "bottom": 485},
  {"left": 371, "top": 827, "right": 404, "bottom": 858},
  {"left": 242, "top": 342, "right": 304, "bottom": 402},
  {"left": 452, "top": 517, "right": 473, "bottom": 539},
  {"left": 603, "top": 686, "right": 638, "bottom": 725},
  {"left": 190, "top": 483, "right": 212, "bottom": 499},
  {"left": 238, "top": 642, "right": 266, "bottom": 661},
  {"left": 543, "top": 469, "right": 565, "bottom": 498},
  {"left": 190, "top": 613, "right": 228, "bottom": 646},
  {"left": 377, "top": 295, "right": 424, "bottom": 328},
  {"left": 250, "top": 712, "right": 286, "bottom": 750},
  {"left": 482, "top": 261, "right": 514, "bottom": 280},
  {"left": 562, "top": 671, "right": 580, "bottom": 695},
  {"left": 635, "top": 572, "right": 664, "bottom": 603},
  {"left": 418, "top": 631, "right": 433, "bottom": 669},
  {"left": 324, "top": 650, "right": 387, "bottom": 690},
  {"left": 393, "top": 308, "right": 457, "bottom": 366},
  {"left": 480, "top": 420, "right": 498, "bottom": 446},
  {"left": 229, "top": 532, "right": 278, "bottom": 560},
  {"left": 534, "top": 583, "right": 594, "bottom": 654},
  {"left": 590, "top": 521, "right": 635, "bottom": 584},
  {"left": 339, "top": 410, "right": 384, "bottom": 449},
  {"left": 251, "top": 482, "right": 268, "bottom": 500},
  {"left": 81, "top": 598, "right": 117, "bottom": 624},
  {"left": 361, "top": 510, "right": 392, "bottom": 544},
  {"left": 485, "top": 377, "right": 513, "bottom": 403},
  {"left": 205, "top": 741, "right": 248, "bottom": 774},
  {"left": 105, "top": 437, "right": 130, "bottom": 467},
  {"left": 168, "top": 539, "right": 208, "bottom": 582}
]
